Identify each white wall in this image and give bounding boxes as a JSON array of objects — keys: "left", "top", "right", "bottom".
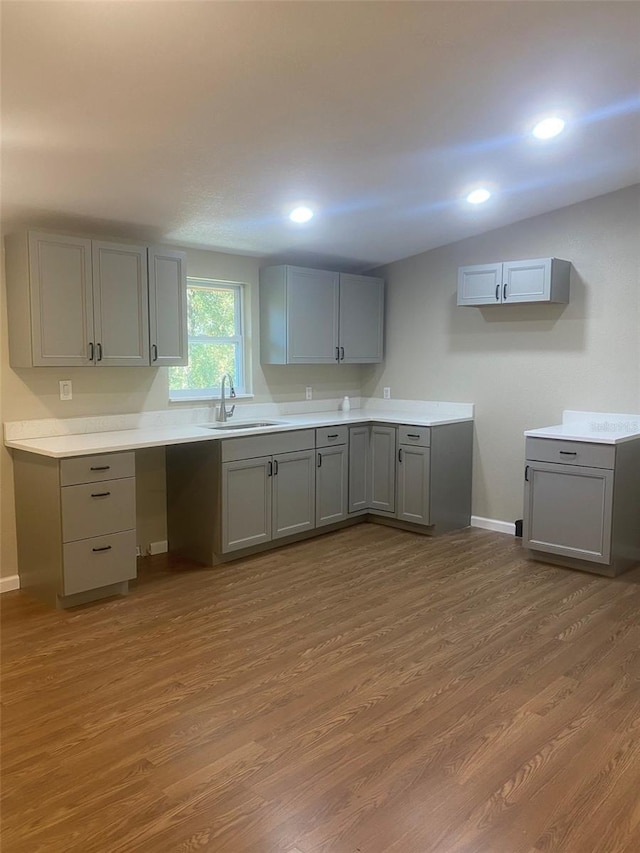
[{"left": 363, "top": 185, "right": 640, "bottom": 525}]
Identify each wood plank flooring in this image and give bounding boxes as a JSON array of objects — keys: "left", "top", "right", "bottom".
[{"left": 2, "top": 523, "right": 640, "bottom": 853}]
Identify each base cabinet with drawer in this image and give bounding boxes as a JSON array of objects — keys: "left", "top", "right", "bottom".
[
  {"left": 12, "top": 451, "right": 137, "bottom": 608},
  {"left": 315, "top": 426, "right": 349, "bottom": 527},
  {"left": 167, "top": 430, "right": 317, "bottom": 562},
  {"left": 523, "top": 436, "right": 640, "bottom": 576},
  {"left": 348, "top": 420, "right": 473, "bottom": 534}
]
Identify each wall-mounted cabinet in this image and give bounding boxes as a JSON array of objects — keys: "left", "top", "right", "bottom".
[
  {"left": 259, "top": 265, "right": 384, "bottom": 364},
  {"left": 5, "top": 231, "right": 187, "bottom": 367},
  {"left": 457, "top": 257, "right": 570, "bottom": 306}
]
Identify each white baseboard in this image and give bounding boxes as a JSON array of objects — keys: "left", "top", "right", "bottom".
[
  {"left": 471, "top": 516, "right": 516, "bottom": 536},
  {"left": 148, "top": 540, "right": 169, "bottom": 555},
  {"left": 0, "top": 575, "right": 20, "bottom": 593}
]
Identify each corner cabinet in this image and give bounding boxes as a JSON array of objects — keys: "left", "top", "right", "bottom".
[
  {"left": 259, "top": 265, "right": 384, "bottom": 364},
  {"left": 457, "top": 258, "right": 570, "bottom": 306},
  {"left": 348, "top": 421, "right": 473, "bottom": 534},
  {"left": 5, "top": 232, "right": 187, "bottom": 367}
]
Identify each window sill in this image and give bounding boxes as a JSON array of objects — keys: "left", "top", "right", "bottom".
[{"left": 169, "top": 392, "right": 254, "bottom": 404}]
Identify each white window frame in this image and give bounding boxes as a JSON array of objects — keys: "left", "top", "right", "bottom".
[{"left": 169, "top": 278, "right": 246, "bottom": 401}]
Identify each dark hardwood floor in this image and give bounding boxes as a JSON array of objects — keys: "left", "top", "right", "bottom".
[{"left": 2, "top": 523, "right": 640, "bottom": 853}]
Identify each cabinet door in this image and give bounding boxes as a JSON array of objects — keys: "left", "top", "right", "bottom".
[
  {"left": 370, "top": 426, "right": 397, "bottom": 513},
  {"left": 92, "top": 241, "right": 150, "bottom": 366},
  {"left": 339, "top": 274, "right": 384, "bottom": 363},
  {"left": 286, "top": 267, "right": 339, "bottom": 363},
  {"left": 28, "top": 232, "right": 94, "bottom": 366},
  {"left": 316, "top": 445, "right": 348, "bottom": 527},
  {"left": 148, "top": 246, "right": 188, "bottom": 366},
  {"left": 222, "top": 457, "right": 272, "bottom": 552},
  {"left": 397, "top": 445, "right": 431, "bottom": 525},
  {"left": 523, "top": 461, "right": 614, "bottom": 564},
  {"left": 457, "top": 263, "right": 502, "bottom": 306},
  {"left": 503, "top": 258, "right": 551, "bottom": 303},
  {"left": 272, "top": 450, "right": 316, "bottom": 539},
  {"left": 349, "top": 426, "right": 370, "bottom": 512}
]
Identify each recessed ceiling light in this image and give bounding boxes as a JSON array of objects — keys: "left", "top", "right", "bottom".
[
  {"left": 466, "top": 188, "right": 491, "bottom": 205},
  {"left": 289, "top": 206, "right": 314, "bottom": 223},
  {"left": 532, "top": 116, "right": 566, "bottom": 140}
]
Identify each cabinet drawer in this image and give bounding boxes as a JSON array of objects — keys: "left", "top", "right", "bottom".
[
  {"left": 398, "top": 425, "right": 431, "bottom": 447},
  {"left": 525, "top": 438, "right": 615, "bottom": 470},
  {"left": 61, "top": 477, "right": 136, "bottom": 542},
  {"left": 221, "top": 430, "right": 314, "bottom": 462},
  {"left": 316, "top": 426, "right": 348, "bottom": 447},
  {"left": 60, "top": 452, "right": 135, "bottom": 486},
  {"left": 63, "top": 530, "right": 137, "bottom": 595}
]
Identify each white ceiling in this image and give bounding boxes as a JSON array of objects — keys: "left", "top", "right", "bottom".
[{"left": 2, "top": 1, "right": 639, "bottom": 271}]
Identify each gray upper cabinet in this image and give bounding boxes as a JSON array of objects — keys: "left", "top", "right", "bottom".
[
  {"left": 5, "top": 231, "right": 187, "bottom": 367},
  {"left": 92, "top": 241, "right": 149, "bottom": 366},
  {"left": 6, "top": 232, "right": 94, "bottom": 367},
  {"left": 457, "top": 257, "right": 570, "bottom": 306},
  {"left": 260, "top": 265, "right": 384, "bottom": 364},
  {"left": 339, "top": 274, "right": 384, "bottom": 363},
  {"left": 148, "top": 246, "right": 188, "bottom": 366}
]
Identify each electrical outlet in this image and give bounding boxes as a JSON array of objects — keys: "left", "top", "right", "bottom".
[
  {"left": 59, "top": 380, "right": 72, "bottom": 401},
  {"left": 305, "top": 386, "right": 313, "bottom": 401},
  {"left": 383, "top": 386, "right": 391, "bottom": 400}
]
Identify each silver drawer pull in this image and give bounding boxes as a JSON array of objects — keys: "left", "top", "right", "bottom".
[
  {"left": 92, "top": 545, "right": 112, "bottom": 552},
  {"left": 559, "top": 451, "right": 577, "bottom": 456},
  {"left": 90, "top": 491, "right": 111, "bottom": 498},
  {"left": 90, "top": 465, "right": 110, "bottom": 471}
]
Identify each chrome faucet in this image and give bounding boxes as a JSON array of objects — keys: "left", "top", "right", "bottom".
[{"left": 216, "top": 373, "right": 236, "bottom": 422}]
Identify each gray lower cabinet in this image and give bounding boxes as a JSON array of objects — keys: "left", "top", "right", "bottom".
[
  {"left": 348, "top": 421, "right": 472, "bottom": 533},
  {"left": 222, "top": 450, "right": 316, "bottom": 552},
  {"left": 222, "top": 456, "right": 272, "bottom": 551},
  {"left": 523, "top": 436, "right": 640, "bottom": 575},
  {"left": 370, "top": 426, "right": 397, "bottom": 513},
  {"left": 12, "top": 450, "right": 137, "bottom": 607},
  {"left": 316, "top": 445, "right": 348, "bottom": 527}
]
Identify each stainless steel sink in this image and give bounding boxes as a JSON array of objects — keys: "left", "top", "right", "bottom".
[{"left": 204, "top": 420, "right": 284, "bottom": 431}]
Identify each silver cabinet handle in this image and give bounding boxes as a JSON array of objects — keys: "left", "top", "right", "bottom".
[{"left": 90, "top": 491, "right": 111, "bottom": 498}]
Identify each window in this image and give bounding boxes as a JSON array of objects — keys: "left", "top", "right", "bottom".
[{"left": 169, "top": 279, "right": 245, "bottom": 399}]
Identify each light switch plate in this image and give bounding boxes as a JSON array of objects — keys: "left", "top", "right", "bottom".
[
  {"left": 383, "top": 387, "right": 391, "bottom": 399},
  {"left": 305, "top": 386, "right": 313, "bottom": 401},
  {"left": 59, "top": 380, "right": 72, "bottom": 401}
]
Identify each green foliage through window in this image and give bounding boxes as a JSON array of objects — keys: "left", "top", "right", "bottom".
[{"left": 169, "top": 280, "right": 244, "bottom": 398}]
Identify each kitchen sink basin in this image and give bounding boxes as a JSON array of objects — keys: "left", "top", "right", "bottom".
[{"left": 204, "top": 420, "right": 284, "bottom": 431}]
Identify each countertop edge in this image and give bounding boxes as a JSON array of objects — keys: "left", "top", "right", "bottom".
[{"left": 6, "top": 413, "right": 474, "bottom": 459}]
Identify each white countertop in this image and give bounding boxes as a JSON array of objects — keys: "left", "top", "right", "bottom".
[
  {"left": 525, "top": 410, "right": 640, "bottom": 445},
  {"left": 4, "top": 404, "right": 473, "bottom": 459}
]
